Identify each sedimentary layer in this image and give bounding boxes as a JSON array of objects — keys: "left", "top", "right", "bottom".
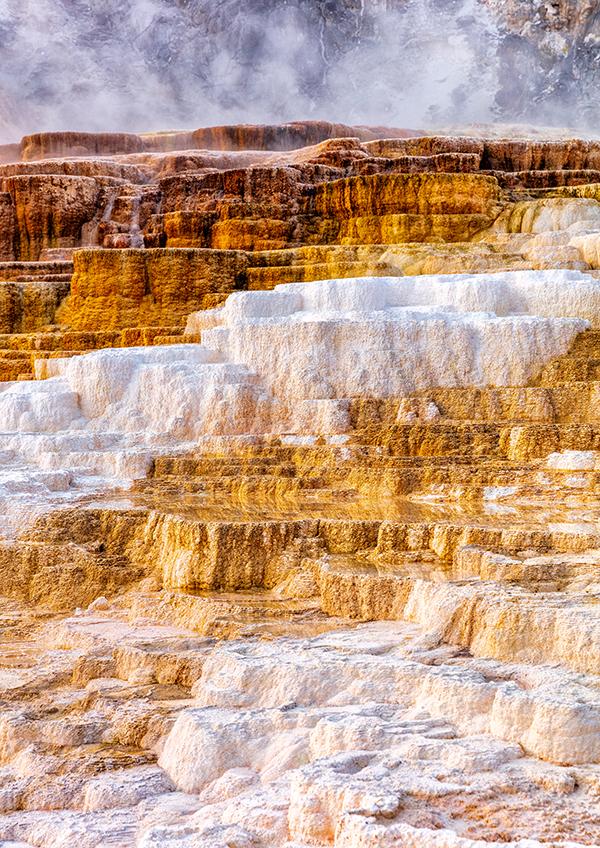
[{"left": 1, "top": 123, "right": 600, "bottom": 847}]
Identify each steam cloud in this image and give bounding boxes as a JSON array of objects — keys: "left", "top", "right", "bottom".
[{"left": 0, "top": 0, "right": 597, "bottom": 143}]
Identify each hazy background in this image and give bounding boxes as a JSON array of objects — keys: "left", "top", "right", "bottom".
[{"left": 0, "top": 0, "right": 597, "bottom": 142}]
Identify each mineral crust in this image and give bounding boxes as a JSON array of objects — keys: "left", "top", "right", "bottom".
[{"left": 0, "top": 122, "right": 599, "bottom": 846}]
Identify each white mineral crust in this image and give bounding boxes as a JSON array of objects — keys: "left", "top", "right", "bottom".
[{"left": 0, "top": 269, "right": 593, "bottom": 528}]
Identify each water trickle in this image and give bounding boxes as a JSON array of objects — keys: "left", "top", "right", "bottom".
[
  {"left": 81, "top": 186, "right": 119, "bottom": 248},
  {"left": 128, "top": 194, "right": 145, "bottom": 249}
]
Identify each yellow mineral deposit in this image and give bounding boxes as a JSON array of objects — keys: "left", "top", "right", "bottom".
[{"left": 2, "top": 118, "right": 600, "bottom": 846}]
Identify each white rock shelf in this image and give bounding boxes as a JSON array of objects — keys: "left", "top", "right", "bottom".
[{"left": 0, "top": 269, "right": 594, "bottom": 530}]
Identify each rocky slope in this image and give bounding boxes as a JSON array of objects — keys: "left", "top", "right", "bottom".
[{"left": 1, "top": 121, "right": 600, "bottom": 846}]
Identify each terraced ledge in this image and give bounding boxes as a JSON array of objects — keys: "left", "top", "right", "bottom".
[{"left": 3, "top": 124, "right": 600, "bottom": 846}]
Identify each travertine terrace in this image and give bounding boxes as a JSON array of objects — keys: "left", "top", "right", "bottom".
[{"left": 2, "top": 121, "right": 600, "bottom": 846}]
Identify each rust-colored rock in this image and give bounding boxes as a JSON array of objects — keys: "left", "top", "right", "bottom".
[
  {"left": 20, "top": 131, "right": 145, "bottom": 161},
  {"left": 1, "top": 175, "right": 103, "bottom": 260},
  {"left": 190, "top": 120, "right": 420, "bottom": 151}
]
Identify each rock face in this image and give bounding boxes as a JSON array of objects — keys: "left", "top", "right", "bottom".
[
  {"left": 481, "top": 0, "right": 600, "bottom": 123},
  {"left": 20, "top": 132, "right": 145, "bottom": 161},
  {"left": 19, "top": 123, "right": 419, "bottom": 161},
  {"left": 3, "top": 121, "right": 600, "bottom": 847},
  {"left": 1, "top": 1, "right": 597, "bottom": 137}
]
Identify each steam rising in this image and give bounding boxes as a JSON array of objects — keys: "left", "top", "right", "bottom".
[{"left": 0, "top": 0, "right": 597, "bottom": 143}]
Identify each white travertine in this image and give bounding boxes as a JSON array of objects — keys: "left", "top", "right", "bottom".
[{"left": 0, "top": 269, "right": 592, "bottom": 523}]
